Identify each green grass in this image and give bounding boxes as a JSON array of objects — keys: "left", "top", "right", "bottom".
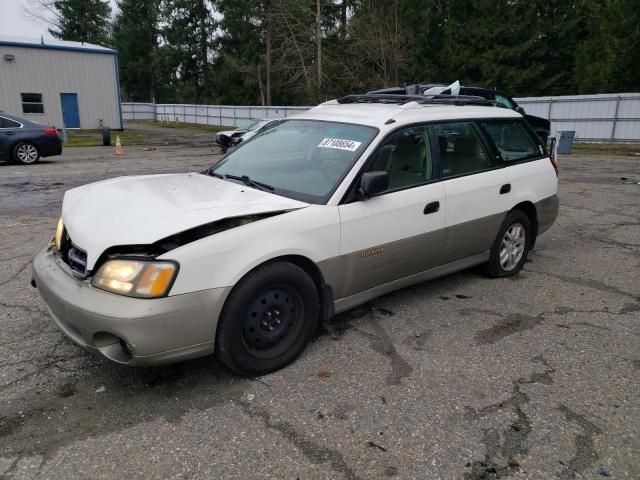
[
  {"left": 130, "top": 120, "right": 227, "bottom": 132},
  {"left": 572, "top": 142, "right": 640, "bottom": 156},
  {"left": 65, "top": 129, "right": 146, "bottom": 147}
]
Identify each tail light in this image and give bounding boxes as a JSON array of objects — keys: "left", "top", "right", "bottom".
[
  {"left": 548, "top": 137, "right": 558, "bottom": 176},
  {"left": 43, "top": 128, "right": 58, "bottom": 137}
]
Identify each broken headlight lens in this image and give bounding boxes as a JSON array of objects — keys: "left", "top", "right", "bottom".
[{"left": 91, "top": 259, "right": 178, "bottom": 298}]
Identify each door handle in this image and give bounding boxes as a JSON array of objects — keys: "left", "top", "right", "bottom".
[
  {"left": 424, "top": 201, "right": 440, "bottom": 214},
  {"left": 500, "top": 184, "right": 511, "bottom": 194},
  {"left": 4, "top": 132, "right": 15, "bottom": 135}
]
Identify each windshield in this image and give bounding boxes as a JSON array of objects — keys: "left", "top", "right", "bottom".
[
  {"left": 210, "top": 119, "right": 378, "bottom": 204},
  {"left": 237, "top": 119, "right": 263, "bottom": 131}
]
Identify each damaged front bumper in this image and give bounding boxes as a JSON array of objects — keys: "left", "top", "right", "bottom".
[{"left": 32, "top": 246, "right": 230, "bottom": 366}]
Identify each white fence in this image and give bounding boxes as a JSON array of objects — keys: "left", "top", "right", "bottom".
[
  {"left": 121, "top": 102, "right": 155, "bottom": 120},
  {"left": 514, "top": 93, "right": 640, "bottom": 143},
  {"left": 122, "top": 92, "right": 640, "bottom": 143},
  {"left": 121, "top": 102, "right": 309, "bottom": 127}
]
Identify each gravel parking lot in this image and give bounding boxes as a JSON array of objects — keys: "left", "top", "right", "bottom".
[{"left": 0, "top": 133, "right": 638, "bottom": 479}]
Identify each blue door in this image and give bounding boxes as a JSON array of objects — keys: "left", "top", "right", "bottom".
[{"left": 60, "top": 93, "right": 80, "bottom": 128}]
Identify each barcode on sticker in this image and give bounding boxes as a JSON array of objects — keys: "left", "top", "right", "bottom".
[{"left": 317, "top": 138, "right": 362, "bottom": 152}]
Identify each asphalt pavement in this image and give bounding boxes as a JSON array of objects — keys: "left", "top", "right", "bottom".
[{"left": 0, "top": 137, "right": 638, "bottom": 479}]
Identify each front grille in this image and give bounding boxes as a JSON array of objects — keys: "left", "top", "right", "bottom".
[
  {"left": 58, "top": 228, "right": 89, "bottom": 278},
  {"left": 67, "top": 246, "right": 88, "bottom": 277}
]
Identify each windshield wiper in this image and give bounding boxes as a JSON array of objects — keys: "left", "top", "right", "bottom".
[
  {"left": 207, "top": 170, "right": 274, "bottom": 191},
  {"left": 225, "top": 174, "right": 274, "bottom": 191}
]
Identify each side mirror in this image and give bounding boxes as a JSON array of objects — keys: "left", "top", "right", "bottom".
[
  {"left": 515, "top": 106, "right": 526, "bottom": 115},
  {"left": 359, "top": 171, "right": 389, "bottom": 198}
]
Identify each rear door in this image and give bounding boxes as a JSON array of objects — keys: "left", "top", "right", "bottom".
[
  {"left": 434, "top": 121, "right": 510, "bottom": 262},
  {"left": 478, "top": 119, "right": 557, "bottom": 206},
  {"left": 336, "top": 124, "right": 446, "bottom": 298}
]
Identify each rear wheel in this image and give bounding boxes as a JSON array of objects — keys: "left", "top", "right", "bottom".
[
  {"left": 215, "top": 262, "right": 319, "bottom": 375},
  {"left": 485, "top": 210, "right": 531, "bottom": 277},
  {"left": 13, "top": 142, "right": 40, "bottom": 165}
]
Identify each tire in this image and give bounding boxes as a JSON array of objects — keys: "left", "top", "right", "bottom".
[
  {"left": 485, "top": 210, "right": 532, "bottom": 278},
  {"left": 215, "top": 262, "right": 319, "bottom": 376},
  {"left": 12, "top": 142, "right": 40, "bottom": 165}
]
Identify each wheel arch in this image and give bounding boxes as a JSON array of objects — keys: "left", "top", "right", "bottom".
[
  {"left": 223, "top": 254, "right": 333, "bottom": 328},
  {"left": 264, "top": 254, "right": 334, "bottom": 325},
  {"left": 510, "top": 201, "right": 538, "bottom": 247}
]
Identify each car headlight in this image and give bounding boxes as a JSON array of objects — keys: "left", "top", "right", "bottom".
[
  {"left": 91, "top": 259, "right": 178, "bottom": 298},
  {"left": 54, "top": 217, "right": 64, "bottom": 251}
]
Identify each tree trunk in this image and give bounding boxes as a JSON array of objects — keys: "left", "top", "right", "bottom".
[
  {"left": 265, "top": 1, "right": 272, "bottom": 106},
  {"left": 258, "top": 63, "right": 266, "bottom": 106},
  {"left": 317, "top": 0, "right": 322, "bottom": 100},
  {"left": 394, "top": 0, "right": 399, "bottom": 85},
  {"left": 341, "top": 0, "right": 347, "bottom": 40}
]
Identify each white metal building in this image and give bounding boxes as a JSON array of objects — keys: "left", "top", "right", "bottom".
[{"left": 0, "top": 36, "right": 122, "bottom": 129}]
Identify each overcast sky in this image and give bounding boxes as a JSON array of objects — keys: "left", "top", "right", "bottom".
[{"left": 0, "top": 0, "right": 118, "bottom": 39}]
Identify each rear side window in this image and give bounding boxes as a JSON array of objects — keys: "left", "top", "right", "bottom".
[
  {"left": 433, "top": 122, "right": 492, "bottom": 178},
  {"left": 495, "top": 94, "right": 515, "bottom": 110},
  {"left": 0, "top": 116, "right": 21, "bottom": 128},
  {"left": 481, "top": 120, "right": 542, "bottom": 162},
  {"left": 21, "top": 93, "right": 44, "bottom": 114}
]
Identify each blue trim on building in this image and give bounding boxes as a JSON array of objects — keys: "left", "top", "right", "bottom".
[
  {"left": 114, "top": 54, "right": 124, "bottom": 129},
  {"left": 0, "top": 40, "right": 116, "bottom": 55}
]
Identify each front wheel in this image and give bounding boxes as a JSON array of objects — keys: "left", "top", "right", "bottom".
[
  {"left": 485, "top": 210, "right": 531, "bottom": 278},
  {"left": 215, "top": 262, "right": 319, "bottom": 376},
  {"left": 13, "top": 142, "right": 40, "bottom": 165}
]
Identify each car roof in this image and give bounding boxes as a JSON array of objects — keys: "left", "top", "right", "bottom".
[{"left": 292, "top": 100, "right": 521, "bottom": 129}]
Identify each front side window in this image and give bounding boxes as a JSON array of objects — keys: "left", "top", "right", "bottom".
[
  {"left": 21, "top": 93, "right": 44, "bottom": 114},
  {"left": 481, "top": 120, "right": 542, "bottom": 162},
  {"left": 210, "top": 119, "right": 377, "bottom": 204},
  {"left": 365, "top": 125, "right": 433, "bottom": 191},
  {"left": 434, "top": 122, "right": 492, "bottom": 178}
]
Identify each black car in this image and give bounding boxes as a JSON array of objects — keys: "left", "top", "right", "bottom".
[
  {"left": 0, "top": 113, "right": 62, "bottom": 165},
  {"left": 369, "top": 83, "right": 551, "bottom": 145}
]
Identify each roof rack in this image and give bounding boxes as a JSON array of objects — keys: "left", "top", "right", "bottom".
[
  {"left": 337, "top": 94, "right": 426, "bottom": 104},
  {"left": 337, "top": 94, "right": 496, "bottom": 107}
]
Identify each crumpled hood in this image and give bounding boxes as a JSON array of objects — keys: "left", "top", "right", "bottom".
[{"left": 62, "top": 173, "right": 308, "bottom": 269}]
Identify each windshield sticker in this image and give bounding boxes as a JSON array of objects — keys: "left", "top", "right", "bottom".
[{"left": 317, "top": 138, "right": 362, "bottom": 152}]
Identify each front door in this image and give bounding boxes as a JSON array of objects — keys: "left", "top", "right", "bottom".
[
  {"left": 60, "top": 93, "right": 80, "bottom": 128},
  {"left": 335, "top": 124, "right": 446, "bottom": 299}
]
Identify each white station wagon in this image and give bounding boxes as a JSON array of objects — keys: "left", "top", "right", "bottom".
[{"left": 33, "top": 95, "right": 559, "bottom": 375}]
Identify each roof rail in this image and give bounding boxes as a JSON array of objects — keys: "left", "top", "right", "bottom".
[
  {"left": 337, "top": 94, "right": 496, "bottom": 107},
  {"left": 337, "top": 94, "right": 425, "bottom": 104}
]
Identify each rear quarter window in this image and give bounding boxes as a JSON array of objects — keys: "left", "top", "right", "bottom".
[
  {"left": 0, "top": 117, "right": 21, "bottom": 128},
  {"left": 481, "top": 120, "right": 543, "bottom": 162}
]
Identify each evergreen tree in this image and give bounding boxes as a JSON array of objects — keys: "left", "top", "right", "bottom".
[
  {"left": 47, "top": 0, "right": 112, "bottom": 46},
  {"left": 159, "top": 0, "right": 216, "bottom": 103},
  {"left": 113, "top": 0, "right": 161, "bottom": 102},
  {"left": 97, "top": 0, "right": 640, "bottom": 105},
  {"left": 214, "top": 0, "right": 267, "bottom": 105},
  {"left": 575, "top": 0, "right": 640, "bottom": 93}
]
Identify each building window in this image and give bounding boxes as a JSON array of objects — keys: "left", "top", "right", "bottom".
[{"left": 21, "top": 93, "right": 44, "bottom": 114}]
